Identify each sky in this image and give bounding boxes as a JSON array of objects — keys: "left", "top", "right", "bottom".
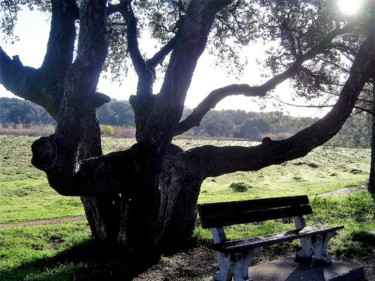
[{"left": 0, "top": 1, "right": 363, "bottom": 118}]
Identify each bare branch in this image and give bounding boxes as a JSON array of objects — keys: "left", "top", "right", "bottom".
[
  {"left": 147, "top": 36, "right": 177, "bottom": 68},
  {"left": 119, "top": 3, "right": 155, "bottom": 96},
  {"left": 267, "top": 94, "right": 335, "bottom": 109},
  {"left": 354, "top": 106, "right": 374, "bottom": 115},
  {"left": 175, "top": 23, "right": 355, "bottom": 135},
  {"left": 174, "top": 84, "right": 267, "bottom": 135}
]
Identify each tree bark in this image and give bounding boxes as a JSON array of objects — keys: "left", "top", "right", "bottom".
[
  {"left": 2, "top": 0, "right": 375, "bottom": 265},
  {"left": 369, "top": 78, "right": 375, "bottom": 194}
]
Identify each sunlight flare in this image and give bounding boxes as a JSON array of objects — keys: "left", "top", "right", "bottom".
[{"left": 337, "top": 0, "right": 364, "bottom": 15}]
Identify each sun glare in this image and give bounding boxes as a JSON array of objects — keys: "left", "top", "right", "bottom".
[{"left": 337, "top": 0, "right": 364, "bottom": 15}]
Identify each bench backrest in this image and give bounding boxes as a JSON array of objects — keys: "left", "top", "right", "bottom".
[{"left": 197, "top": 195, "right": 312, "bottom": 229}]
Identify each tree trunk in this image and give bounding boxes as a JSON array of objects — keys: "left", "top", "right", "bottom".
[
  {"left": 369, "top": 78, "right": 375, "bottom": 194},
  {"left": 114, "top": 144, "right": 203, "bottom": 255},
  {"left": 73, "top": 106, "right": 123, "bottom": 241},
  {"left": 4, "top": 0, "right": 375, "bottom": 267}
]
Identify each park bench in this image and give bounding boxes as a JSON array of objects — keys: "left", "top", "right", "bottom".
[{"left": 197, "top": 195, "right": 344, "bottom": 281}]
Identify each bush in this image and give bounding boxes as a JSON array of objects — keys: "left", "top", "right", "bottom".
[
  {"left": 229, "top": 182, "right": 251, "bottom": 192},
  {"left": 100, "top": 124, "right": 115, "bottom": 136}
]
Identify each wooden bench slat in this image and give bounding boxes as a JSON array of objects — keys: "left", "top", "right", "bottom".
[
  {"left": 199, "top": 201, "right": 313, "bottom": 228},
  {"left": 198, "top": 195, "right": 309, "bottom": 215},
  {"left": 210, "top": 225, "right": 344, "bottom": 253}
]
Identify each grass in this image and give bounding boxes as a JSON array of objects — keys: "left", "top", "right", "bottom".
[
  {"left": 0, "top": 135, "right": 84, "bottom": 223},
  {"left": 0, "top": 135, "right": 373, "bottom": 280},
  {"left": 195, "top": 190, "right": 375, "bottom": 239},
  {"left": 198, "top": 144, "right": 370, "bottom": 203},
  {"left": 0, "top": 222, "right": 91, "bottom": 281}
]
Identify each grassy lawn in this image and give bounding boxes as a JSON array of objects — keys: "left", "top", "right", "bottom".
[
  {"left": 0, "top": 135, "right": 374, "bottom": 280},
  {"left": 0, "top": 135, "right": 85, "bottom": 223}
]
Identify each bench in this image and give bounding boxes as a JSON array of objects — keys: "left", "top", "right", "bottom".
[{"left": 197, "top": 195, "right": 344, "bottom": 281}]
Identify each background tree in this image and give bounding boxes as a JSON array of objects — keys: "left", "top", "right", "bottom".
[{"left": 1, "top": 0, "right": 375, "bottom": 267}]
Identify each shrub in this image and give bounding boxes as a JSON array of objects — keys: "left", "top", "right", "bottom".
[
  {"left": 229, "top": 182, "right": 250, "bottom": 192},
  {"left": 100, "top": 124, "right": 115, "bottom": 136}
]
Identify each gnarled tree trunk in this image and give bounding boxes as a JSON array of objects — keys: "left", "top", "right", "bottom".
[{"left": 1, "top": 0, "right": 375, "bottom": 265}]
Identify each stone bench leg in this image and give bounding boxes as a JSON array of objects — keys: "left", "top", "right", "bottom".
[
  {"left": 312, "top": 231, "right": 337, "bottom": 263},
  {"left": 296, "top": 236, "right": 314, "bottom": 262},
  {"left": 213, "top": 252, "right": 232, "bottom": 281},
  {"left": 296, "top": 231, "right": 337, "bottom": 264},
  {"left": 213, "top": 248, "right": 261, "bottom": 281}
]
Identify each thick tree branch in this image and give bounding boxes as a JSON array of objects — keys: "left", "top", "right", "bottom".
[
  {"left": 174, "top": 84, "right": 268, "bottom": 135},
  {"left": 0, "top": 47, "right": 62, "bottom": 118},
  {"left": 120, "top": 3, "right": 154, "bottom": 96},
  {"left": 32, "top": 138, "right": 138, "bottom": 196},
  {"left": 41, "top": 0, "right": 78, "bottom": 75},
  {"left": 0, "top": 48, "right": 33, "bottom": 95},
  {"left": 136, "top": 0, "right": 232, "bottom": 146},
  {"left": 184, "top": 34, "right": 375, "bottom": 179},
  {"left": 1, "top": 0, "right": 80, "bottom": 119},
  {"left": 31, "top": 0, "right": 235, "bottom": 196},
  {"left": 175, "top": 24, "right": 355, "bottom": 135},
  {"left": 37, "top": 0, "right": 109, "bottom": 189}
]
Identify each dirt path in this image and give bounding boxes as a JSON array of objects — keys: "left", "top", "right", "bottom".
[
  {"left": 318, "top": 185, "right": 367, "bottom": 196},
  {"left": 0, "top": 215, "right": 86, "bottom": 229}
]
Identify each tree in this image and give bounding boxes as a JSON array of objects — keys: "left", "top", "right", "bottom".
[
  {"left": 200, "top": 110, "right": 235, "bottom": 137},
  {"left": 97, "top": 100, "right": 135, "bottom": 126},
  {"left": 1, "top": 0, "right": 375, "bottom": 266},
  {"left": 0, "top": 97, "right": 36, "bottom": 125},
  {"left": 235, "top": 118, "right": 272, "bottom": 140}
]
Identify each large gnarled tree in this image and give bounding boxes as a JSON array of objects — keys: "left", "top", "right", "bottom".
[{"left": 1, "top": 0, "right": 375, "bottom": 260}]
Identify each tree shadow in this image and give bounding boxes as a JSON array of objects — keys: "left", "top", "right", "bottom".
[{"left": 0, "top": 239, "right": 160, "bottom": 281}]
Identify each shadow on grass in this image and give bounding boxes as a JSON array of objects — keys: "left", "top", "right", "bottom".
[{"left": 0, "top": 239, "right": 160, "bottom": 281}]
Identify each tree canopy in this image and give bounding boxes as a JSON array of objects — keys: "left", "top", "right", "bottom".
[{"left": 1, "top": 0, "right": 375, "bottom": 266}]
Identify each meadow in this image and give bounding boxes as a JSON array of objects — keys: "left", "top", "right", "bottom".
[{"left": 0, "top": 135, "right": 374, "bottom": 280}]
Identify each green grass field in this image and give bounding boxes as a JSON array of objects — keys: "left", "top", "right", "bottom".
[{"left": 1, "top": 135, "right": 374, "bottom": 280}]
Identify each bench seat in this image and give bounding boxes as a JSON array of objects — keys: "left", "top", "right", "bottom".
[{"left": 210, "top": 225, "right": 344, "bottom": 253}]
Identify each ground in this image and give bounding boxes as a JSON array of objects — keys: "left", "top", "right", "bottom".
[
  {"left": 1, "top": 186, "right": 374, "bottom": 280},
  {"left": 134, "top": 186, "right": 374, "bottom": 281},
  {"left": 134, "top": 243, "right": 374, "bottom": 281}
]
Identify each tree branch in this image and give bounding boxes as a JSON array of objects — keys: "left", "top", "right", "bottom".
[
  {"left": 0, "top": 47, "right": 62, "bottom": 118},
  {"left": 267, "top": 94, "right": 335, "bottom": 109},
  {"left": 175, "top": 24, "right": 355, "bottom": 135},
  {"left": 184, "top": 33, "right": 375, "bottom": 178},
  {"left": 45, "top": 0, "right": 109, "bottom": 180},
  {"left": 120, "top": 3, "right": 154, "bottom": 96},
  {"left": 136, "top": 0, "right": 232, "bottom": 145},
  {"left": 1, "top": 0, "right": 80, "bottom": 119},
  {"left": 146, "top": 36, "right": 177, "bottom": 69},
  {"left": 354, "top": 106, "right": 374, "bottom": 114},
  {"left": 41, "top": 0, "right": 78, "bottom": 75},
  {"left": 31, "top": 137, "right": 138, "bottom": 196},
  {"left": 174, "top": 84, "right": 267, "bottom": 135}
]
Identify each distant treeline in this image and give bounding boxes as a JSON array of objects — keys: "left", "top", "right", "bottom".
[{"left": 0, "top": 97, "right": 371, "bottom": 148}]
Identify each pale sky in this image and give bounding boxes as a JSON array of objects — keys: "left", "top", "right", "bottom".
[{"left": 0, "top": 1, "right": 361, "bottom": 118}]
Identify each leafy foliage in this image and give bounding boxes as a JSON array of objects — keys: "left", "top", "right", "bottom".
[
  {"left": 0, "top": 98, "right": 54, "bottom": 126},
  {"left": 229, "top": 182, "right": 251, "bottom": 192}
]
